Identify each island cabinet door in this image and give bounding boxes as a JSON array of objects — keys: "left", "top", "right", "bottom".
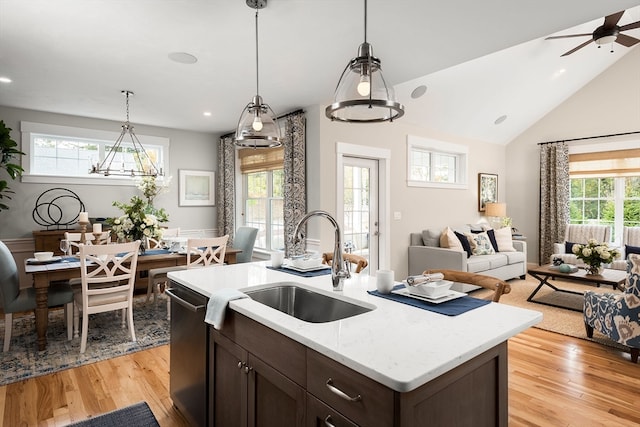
[
  {"left": 209, "top": 330, "right": 249, "bottom": 427},
  {"left": 306, "top": 394, "right": 358, "bottom": 427},
  {"left": 247, "top": 353, "right": 306, "bottom": 427}
]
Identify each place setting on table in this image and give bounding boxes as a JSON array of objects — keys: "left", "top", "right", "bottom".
[{"left": 367, "top": 272, "right": 491, "bottom": 316}]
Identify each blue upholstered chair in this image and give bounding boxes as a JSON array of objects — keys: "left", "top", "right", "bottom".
[
  {"left": 0, "top": 241, "right": 74, "bottom": 352},
  {"left": 233, "top": 227, "right": 258, "bottom": 263},
  {"left": 584, "top": 253, "right": 640, "bottom": 363}
]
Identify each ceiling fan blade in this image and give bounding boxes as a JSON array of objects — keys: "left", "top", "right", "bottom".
[
  {"left": 560, "top": 39, "right": 594, "bottom": 56},
  {"left": 545, "top": 33, "right": 591, "bottom": 40},
  {"left": 603, "top": 11, "right": 625, "bottom": 28},
  {"left": 619, "top": 20, "right": 640, "bottom": 31},
  {"left": 615, "top": 33, "right": 640, "bottom": 47}
]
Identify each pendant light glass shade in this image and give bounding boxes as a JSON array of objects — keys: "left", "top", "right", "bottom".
[
  {"left": 90, "top": 90, "right": 163, "bottom": 177},
  {"left": 235, "top": 0, "right": 281, "bottom": 148},
  {"left": 325, "top": 0, "right": 404, "bottom": 123}
]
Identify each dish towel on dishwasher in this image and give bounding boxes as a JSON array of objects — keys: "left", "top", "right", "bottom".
[{"left": 205, "top": 289, "right": 249, "bottom": 330}]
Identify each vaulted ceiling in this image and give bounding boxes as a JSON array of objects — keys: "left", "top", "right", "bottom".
[{"left": 0, "top": 1, "right": 639, "bottom": 145}]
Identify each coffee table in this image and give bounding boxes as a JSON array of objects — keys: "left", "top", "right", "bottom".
[{"left": 526, "top": 265, "right": 627, "bottom": 312}]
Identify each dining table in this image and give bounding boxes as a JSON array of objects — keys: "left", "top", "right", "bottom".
[{"left": 24, "top": 247, "right": 241, "bottom": 351}]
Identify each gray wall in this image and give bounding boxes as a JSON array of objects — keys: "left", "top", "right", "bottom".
[{"left": 0, "top": 106, "right": 219, "bottom": 239}]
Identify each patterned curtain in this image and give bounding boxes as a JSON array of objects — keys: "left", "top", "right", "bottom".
[
  {"left": 217, "top": 134, "right": 236, "bottom": 242},
  {"left": 283, "top": 112, "right": 306, "bottom": 257},
  {"left": 539, "top": 142, "right": 570, "bottom": 264}
]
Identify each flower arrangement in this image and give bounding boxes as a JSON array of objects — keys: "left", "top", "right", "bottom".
[
  {"left": 108, "top": 196, "right": 168, "bottom": 247},
  {"left": 137, "top": 176, "right": 171, "bottom": 206},
  {"left": 572, "top": 239, "right": 621, "bottom": 275}
]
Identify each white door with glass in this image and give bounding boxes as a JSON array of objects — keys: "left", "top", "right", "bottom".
[{"left": 341, "top": 156, "right": 379, "bottom": 274}]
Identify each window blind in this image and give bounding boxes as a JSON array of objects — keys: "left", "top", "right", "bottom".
[
  {"left": 569, "top": 148, "right": 640, "bottom": 177},
  {"left": 238, "top": 146, "right": 284, "bottom": 173}
]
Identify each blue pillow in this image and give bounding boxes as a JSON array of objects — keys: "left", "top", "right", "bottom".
[
  {"left": 626, "top": 244, "right": 640, "bottom": 259},
  {"left": 565, "top": 241, "right": 581, "bottom": 254},
  {"left": 454, "top": 231, "right": 472, "bottom": 258},
  {"left": 486, "top": 229, "right": 499, "bottom": 253}
]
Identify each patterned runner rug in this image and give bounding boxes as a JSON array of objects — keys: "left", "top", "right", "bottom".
[{"left": 0, "top": 295, "right": 170, "bottom": 386}]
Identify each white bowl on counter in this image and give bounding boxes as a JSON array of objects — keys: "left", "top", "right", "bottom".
[
  {"left": 289, "top": 256, "right": 323, "bottom": 270},
  {"left": 404, "top": 280, "right": 453, "bottom": 298},
  {"left": 34, "top": 251, "right": 54, "bottom": 261}
]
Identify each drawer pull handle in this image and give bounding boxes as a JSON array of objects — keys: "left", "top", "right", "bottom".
[
  {"left": 323, "top": 415, "right": 336, "bottom": 427},
  {"left": 326, "top": 378, "right": 362, "bottom": 402}
]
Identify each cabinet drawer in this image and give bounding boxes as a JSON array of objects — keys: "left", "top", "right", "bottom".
[
  {"left": 307, "top": 350, "right": 395, "bottom": 427},
  {"left": 307, "top": 394, "right": 358, "bottom": 427}
]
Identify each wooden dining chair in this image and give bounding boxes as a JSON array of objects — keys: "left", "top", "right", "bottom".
[
  {"left": 0, "top": 241, "right": 74, "bottom": 352},
  {"left": 322, "top": 252, "right": 368, "bottom": 273},
  {"left": 422, "top": 269, "right": 511, "bottom": 302},
  {"left": 147, "top": 235, "right": 229, "bottom": 319},
  {"left": 73, "top": 240, "right": 140, "bottom": 354},
  {"left": 146, "top": 227, "right": 180, "bottom": 249},
  {"left": 64, "top": 231, "right": 111, "bottom": 255}
]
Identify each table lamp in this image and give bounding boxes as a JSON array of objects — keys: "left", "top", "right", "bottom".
[{"left": 484, "top": 203, "right": 507, "bottom": 229}]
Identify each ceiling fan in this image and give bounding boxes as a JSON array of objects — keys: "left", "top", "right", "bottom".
[{"left": 546, "top": 10, "right": 640, "bottom": 56}]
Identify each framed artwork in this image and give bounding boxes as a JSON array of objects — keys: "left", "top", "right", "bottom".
[
  {"left": 478, "top": 173, "right": 498, "bottom": 212},
  {"left": 179, "top": 170, "right": 215, "bottom": 206}
]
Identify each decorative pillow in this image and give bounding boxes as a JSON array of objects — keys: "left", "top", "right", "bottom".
[
  {"left": 565, "top": 241, "right": 581, "bottom": 254},
  {"left": 486, "top": 229, "right": 499, "bottom": 252},
  {"left": 454, "top": 231, "right": 473, "bottom": 258},
  {"left": 421, "top": 229, "right": 441, "bottom": 247},
  {"left": 440, "top": 227, "right": 464, "bottom": 252},
  {"left": 493, "top": 227, "right": 516, "bottom": 252},
  {"left": 466, "top": 231, "right": 496, "bottom": 255},
  {"left": 626, "top": 244, "right": 640, "bottom": 259}
]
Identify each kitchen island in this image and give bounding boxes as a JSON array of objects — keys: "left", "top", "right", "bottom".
[{"left": 168, "top": 261, "right": 541, "bottom": 426}]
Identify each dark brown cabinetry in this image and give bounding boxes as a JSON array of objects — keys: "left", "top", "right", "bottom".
[
  {"left": 32, "top": 229, "right": 75, "bottom": 256},
  {"left": 210, "top": 310, "right": 508, "bottom": 427}
]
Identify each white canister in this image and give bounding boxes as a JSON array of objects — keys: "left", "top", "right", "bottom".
[{"left": 376, "top": 270, "right": 395, "bottom": 294}]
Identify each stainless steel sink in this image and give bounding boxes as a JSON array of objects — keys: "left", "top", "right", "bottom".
[{"left": 243, "top": 282, "right": 374, "bottom": 323}]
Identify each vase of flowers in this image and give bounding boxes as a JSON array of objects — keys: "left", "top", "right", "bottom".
[
  {"left": 571, "top": 239, "right": 621, "bottom": 275},
  {"left": 108, "top": 196, "right": 167, "bottom": 254}
]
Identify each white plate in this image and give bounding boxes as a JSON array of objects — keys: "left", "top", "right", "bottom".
[
  {"left": 282, "top": 263, "right": 331, "bottom": 273},
  {"left": 392, "top": 288, "right": 466, "bottom": 304},
  {"left": 27, "top": 256, "right": 62, "bottom": 265}
]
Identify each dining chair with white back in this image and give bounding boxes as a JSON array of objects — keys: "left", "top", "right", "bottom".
[{"left": 73, "top": 240, "right": 140, "bottom": 354}]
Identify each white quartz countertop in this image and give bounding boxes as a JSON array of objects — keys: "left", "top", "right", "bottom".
[{"left": 168, "top": 262, "right": 542, "bottom": 392}]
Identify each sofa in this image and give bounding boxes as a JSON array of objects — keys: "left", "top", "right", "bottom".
[{"left": 408, "top": 225, "right": 527, "bottom": 281}]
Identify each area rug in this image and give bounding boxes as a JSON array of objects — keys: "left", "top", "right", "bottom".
[
  {"left": 0, "top": 295, "right": 170, "bottom": 386},
  {"left": 500, "top": 274, "right": 628, "bottom": 350}
]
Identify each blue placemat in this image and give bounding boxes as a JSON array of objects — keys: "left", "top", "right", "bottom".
[
  {"left": 367, "top": 284, "right": 491, "bottom": 316},
  {"left": 117, "top": 248, "right": 171, "bottom": 257},
  {"left": 266, "top": 265, "right": 332, "bottom": 277}
]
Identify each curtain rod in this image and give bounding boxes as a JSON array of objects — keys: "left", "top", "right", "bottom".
[
  {"left": 221, "top": 108, "right": 305, "bottom": 139},
  {"left": 538, "top": 130, "right": 640, "bottom": 145}
]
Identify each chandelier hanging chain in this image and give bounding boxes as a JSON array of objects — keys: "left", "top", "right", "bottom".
[
  {"left": 363, "top": 0, "right": 367, "bottom": 43},
  {"left": 255, "top": 9, "right": 260, "bottom": 97}
]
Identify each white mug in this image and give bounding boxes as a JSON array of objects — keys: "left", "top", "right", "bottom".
[
  {"left": 376, "top": 269, "right": 395, "bottom": 294},
  {"left": 271, "top": 251, "right": 284, "bottom": 268}
]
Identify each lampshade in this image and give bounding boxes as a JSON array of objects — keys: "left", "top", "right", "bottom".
[
  {"left": 90, "top": 90, "right": 162, "bottom": 177},
  {"left": 485, "top": 202, "right": 507, "bottom": 217},
  {"left": 325, "top": 0, "right": 404, "bottom": 123},
  {"left": 235, "top": 0, "right": 281, "bottom": 148}
]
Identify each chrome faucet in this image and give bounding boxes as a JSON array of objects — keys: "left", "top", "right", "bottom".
[{"left": 293, "top": 210, "right": 350, "bottom": 291}]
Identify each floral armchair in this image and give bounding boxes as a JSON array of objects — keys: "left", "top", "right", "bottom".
[{"left": 584, "top": 253, "right": 640, "bottom": 363}]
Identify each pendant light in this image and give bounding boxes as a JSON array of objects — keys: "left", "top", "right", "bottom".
[
  {"left": 325, "top": 0, "right": 404, "bottom": 123},
  {"left": 90, "top": 90, "right": 163, "bottom": 177},
  {"left": 235, "top": 0, "right": 281, "bottom": 148}
]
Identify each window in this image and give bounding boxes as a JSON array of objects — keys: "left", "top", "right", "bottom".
[
  {"left": 406, "top": 135, "right": 468, "bottom": 189},
  {"left": 569, "top": 146, "right": 640, "bottom": 243},
  {"left": 21, "top": 121, "right": 169, "bottom": 185},
  {"left": 239, "top": 147, "right": 284, "bottom": 251}
]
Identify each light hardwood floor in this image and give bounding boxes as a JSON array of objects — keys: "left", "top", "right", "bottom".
[{"left": 1, "top": 328, "right": 639, "bottom": 426}]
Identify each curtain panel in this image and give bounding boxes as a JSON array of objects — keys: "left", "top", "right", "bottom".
[
  {"left": 217, "top": 134, "right": 236, "bottom": 244},
  {"left": 539, "top": 142, "right": 570, "bottom": 264}
]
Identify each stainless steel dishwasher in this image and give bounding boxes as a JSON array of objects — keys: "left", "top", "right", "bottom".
[{"left": 166, "top": 282, "right": 208, "bottom": 427}]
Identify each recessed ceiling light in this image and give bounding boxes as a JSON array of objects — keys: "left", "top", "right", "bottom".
[
  {"left": 168, "top": 52, "right": 198, "bottom": 64},
  {"left": 411, "top": 85, "right": 427, "bottom": 99},
  {"left": 494, "top": 115, "right": 507, "bottom": 125},
  {"left": 203, "top": 111, "right": 212, "bottom": 117},
  {"left": 0, "top": 77, "right": 12, "bottom": 83}
]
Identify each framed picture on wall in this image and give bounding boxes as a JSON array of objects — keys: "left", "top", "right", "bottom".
[
  {"left": 179, "top": 170, "right": 215, "bottom": 206},
  {"left": 478, "top": 173, "right": 498, "bottom": 212}
]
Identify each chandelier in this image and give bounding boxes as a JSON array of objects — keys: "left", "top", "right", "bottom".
[
  {"left": 234, "top": 0, "right": 281, "bottom": 148},
  {"left": 90, "top": 90, "right": 163, "bottom": 177},
  {"left": 325, "top": 0, "right": 404, "bottom": 123}
]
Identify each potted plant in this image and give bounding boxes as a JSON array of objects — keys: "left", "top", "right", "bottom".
[{"left": 0, "top": 120, "right": 25, "bottom": 212}]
